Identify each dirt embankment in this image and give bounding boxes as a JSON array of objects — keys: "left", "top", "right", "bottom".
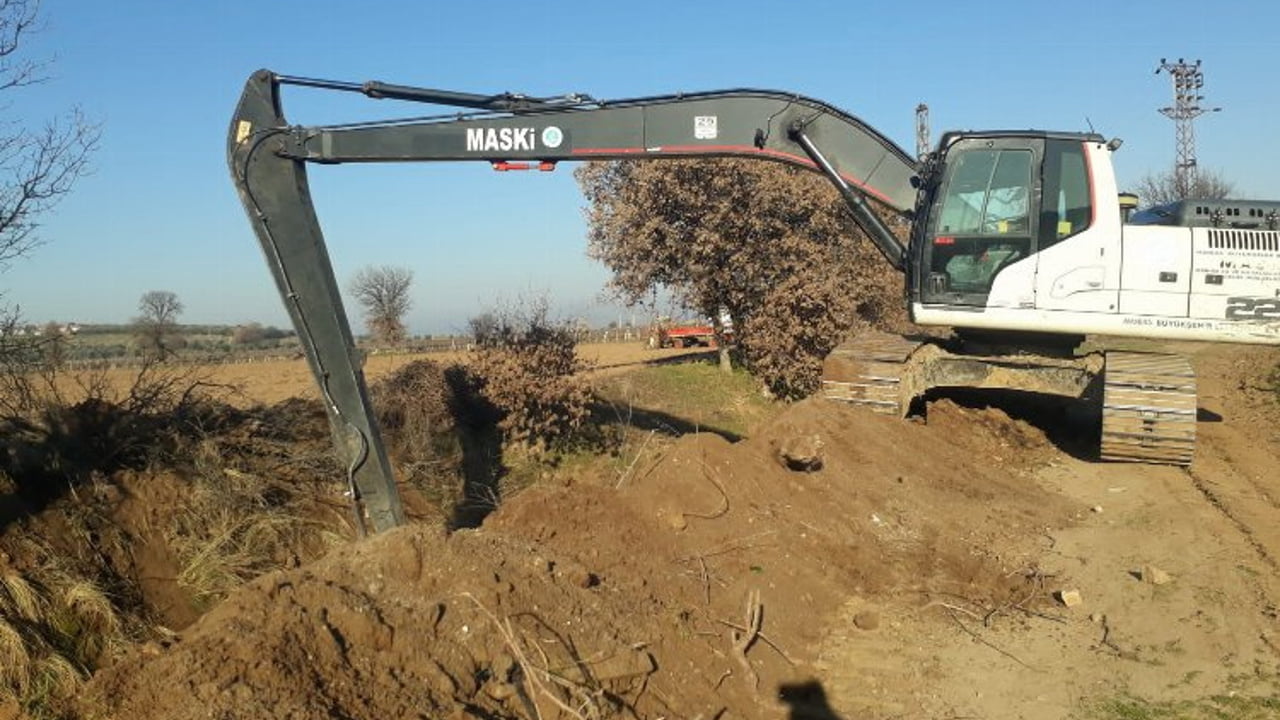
[
  {"left": 81, "top": 396, "right": 1075, "bottom": 720},
  {"left": 5, "top": 342, "right": 1273, "bottom": 719}
]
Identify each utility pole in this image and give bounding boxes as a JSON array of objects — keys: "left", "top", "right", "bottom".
[
  {"left": 915, "top": 103, "right": 930, "bottom": 161},
  {"left": 1155, "top": 58, "right": 1221, "bottom": 198}
]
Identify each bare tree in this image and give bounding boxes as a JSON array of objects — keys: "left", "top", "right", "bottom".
[
  {"left": 1133, "top": 169, "right": 1234, "bottom": 208},
  {"left": 349, "top": 265, "right": 413, "bottom": 346},
  {"left": 0, "top": 0, "right": 101, "bottom": 359},
  {"left": 468, "top": 311, "right": 499, "bottom": 345},
  {"left": 133, "top": 290, "right": 184, "bottom": 360}
]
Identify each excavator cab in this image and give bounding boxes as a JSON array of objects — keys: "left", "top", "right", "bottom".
[{"left": 913, "top": 132, "right": 1101, "bottom": 313}]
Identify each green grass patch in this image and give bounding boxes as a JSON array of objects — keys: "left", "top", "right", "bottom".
[
  {"left": 496, "top": 358, "right": 780, "bottom": 495},
  {"left": 594, "top": 357, "right": 777, "bottom": 440},
  {"left": 1084, "top": 693, "right": 1280, "bottom": 720}
]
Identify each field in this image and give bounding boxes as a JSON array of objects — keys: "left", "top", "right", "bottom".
[
  {"left": 1, "top": 338, "right": 1278, "bottom": 719},
  {"left": 145, "top": 342, "right": 704, "bottom": 406}
]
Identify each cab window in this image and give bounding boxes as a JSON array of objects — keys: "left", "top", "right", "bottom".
[
  {"left": 930, "top": 148, "right": 1033, "bottom": 296},
  {"left": 936, "top": 149, "right": 1033, "bottom": 235},
  {"left": 1039, "top": 139, "right": 1092, "bottom": 248}
]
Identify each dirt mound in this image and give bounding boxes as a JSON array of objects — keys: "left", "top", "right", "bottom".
[{"left": 82, "top": 398, "right": 1077, "bottom": 719}]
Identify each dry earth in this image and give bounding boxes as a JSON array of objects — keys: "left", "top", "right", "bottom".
[
  {"left": 819, "top": 343, "right": 1280, "bottom": 718},
  {"left": 11, "top": 341, "right": 1279, "bottom": 719}
]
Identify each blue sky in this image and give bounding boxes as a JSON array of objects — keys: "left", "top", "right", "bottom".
[{"left": 6, "top": 0, "right": 1278, "bottom": 334}]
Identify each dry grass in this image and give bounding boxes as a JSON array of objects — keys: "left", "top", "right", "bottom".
[
  {"left": 27, "top": 653, "right": 81, "bottom": 708},
  {"left": 172, "top": 506, "right": 345, "bottom": 610},
  {"left": 0, "top": 561, "right": 127, "bottom": 718},
  {"left": 0, "top": 617, "right": 31, "bottom": 691},
  {"left": 168, "top": 431, "right": 352, "bottom": 611},
  {"left": 2, "top": 572, "right": 42, "bottom": 621},
  {"left": 54, "top": 579, "right": 122, "bottom": 665}
]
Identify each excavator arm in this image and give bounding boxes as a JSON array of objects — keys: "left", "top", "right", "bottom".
[{"left": 227, "top": 69, "right": 918, "bottom": 533}]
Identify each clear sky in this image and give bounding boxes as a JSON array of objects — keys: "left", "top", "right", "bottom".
[{"left": 6, "top": 0, "right": 1278, "bottom": 335}]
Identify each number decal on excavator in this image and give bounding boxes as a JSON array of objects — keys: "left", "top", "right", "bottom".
[{"left": 1225, "top": 296, "right": 1280, "bottom": 319}]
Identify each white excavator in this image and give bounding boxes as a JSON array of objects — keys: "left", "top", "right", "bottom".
[{"left": 228, "top": 70, "right": 1280, "bottom": 533}]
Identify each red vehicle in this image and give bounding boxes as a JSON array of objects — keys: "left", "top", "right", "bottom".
[
  {"left": 651, "top": 321, "right": 732, "bottom": 348},
  {"left": 660, "top": 323, "right": 716, "bottom": 348}
]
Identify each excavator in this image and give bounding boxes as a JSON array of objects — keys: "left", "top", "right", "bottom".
[{"left": 228, "top": 70, "right": 1280, "bottom": 533}]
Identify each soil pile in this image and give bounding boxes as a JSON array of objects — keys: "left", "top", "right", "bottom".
[{"left": 83, "top": 398, "right": 1078, "bottom": 719}]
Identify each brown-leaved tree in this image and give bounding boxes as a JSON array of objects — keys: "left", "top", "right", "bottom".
[{"left": 576, "top": 159, "right": 903, "bottom": 399}]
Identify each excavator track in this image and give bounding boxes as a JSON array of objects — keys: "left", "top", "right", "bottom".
[
  {"left": 1100, "top": 351, "right": 1197, "bottom": 466},
  {"left": 821, "top": 333, "right": 923, "bottom": 416}
]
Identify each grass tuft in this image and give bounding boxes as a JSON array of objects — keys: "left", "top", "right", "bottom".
[
  {"left": 55, "top": 579, "right": 121, "bottom": 665},
  {"left": 1, "top": 573, "right": 44, "bottom": 621},
  {"left": 26, "top": 653, "right": 83, "bottom": 709},
  {"left": 0, "top": 616, "right": 32, "bottom": 692}
]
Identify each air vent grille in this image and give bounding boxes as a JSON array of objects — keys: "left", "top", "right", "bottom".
[{"left": 1206, "top": 229, "right": 1280, "bottom": 251}]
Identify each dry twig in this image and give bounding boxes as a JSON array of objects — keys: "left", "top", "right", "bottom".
[
  {"left": 728, "top": 589, "right": 763, "bottom": 691},
  {"left": 680, "top": 458, "right": 730, "bottom": 522},
  {"left": 615, "top": 429, "right": 657, "bottom": 489},
  {"left": 714, "top": 618, "right": 797, "bottom": 666},
  {"left": 681, "top": 531, "right": 778, "bottom": 562},
  {"left": 943, "top": 608, "right": 1039, "bottom": 672},
  {"left": 462, "top": 593, "right": 582, "bottom": 720},
  {"left": 697, "top": 556, "right": 710, "bottom": 606}
]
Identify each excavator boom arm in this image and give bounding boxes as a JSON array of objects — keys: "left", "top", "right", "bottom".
[
  {"left": 277, "top": 84, "right": 918, "bottom": 210},
  {"left": 227, "top": 69, "right": 919, "bottom": 533}
]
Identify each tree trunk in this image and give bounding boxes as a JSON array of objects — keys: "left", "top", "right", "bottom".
[{"left": 713, "top": 317, "right": 732, "bottom": 373}]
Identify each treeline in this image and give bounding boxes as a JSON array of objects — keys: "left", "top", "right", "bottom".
[{"left": 34, "top": 323, "right": 302, "bottom": 362}]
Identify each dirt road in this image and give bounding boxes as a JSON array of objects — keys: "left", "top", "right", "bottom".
[{"left": 820, "top": 343, "right": 1280, "bottom": 718}]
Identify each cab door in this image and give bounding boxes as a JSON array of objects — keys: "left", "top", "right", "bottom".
[
  {"left": 919, "top": 138, "right": 1040, "bottom": 308},
  {"left": 1033, "top": 139, "right": 1121, "bottom": 314}
]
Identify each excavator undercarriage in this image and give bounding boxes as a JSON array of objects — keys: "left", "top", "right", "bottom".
[{"left": 821, "top": 333, "right": 1196, "bottom": 466}]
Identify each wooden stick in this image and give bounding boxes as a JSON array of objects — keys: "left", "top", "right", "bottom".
[{"left": 729, "top": 589, "right": 763, "bottom": 690}]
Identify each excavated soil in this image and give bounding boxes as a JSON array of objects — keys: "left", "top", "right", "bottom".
[
  {"left": 80, "top": 397, "right": 1077, "bottom": 720},
  {"left": 4, "top": 342, "right": 1273, "bottom": 719}
]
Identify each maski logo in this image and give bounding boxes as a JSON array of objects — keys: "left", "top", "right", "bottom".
[{"left": 466, "top": 127, "right": 536, "bottom": 153}]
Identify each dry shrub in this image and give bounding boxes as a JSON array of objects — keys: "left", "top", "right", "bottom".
[
  {"left": 164, "top": 407, "right": 353, "bottom": 611},
  {"left": 370, "top": 359, "right": 467, "bottom": 502},
  {"left": 469, "top": 302, "right": 592, "bottom": 451},
  {"left": 0, "top": 355, "right": 224, "bottom": 503},
  {"left": 739, "top": 259, "right": 901, "bottom": 400}
]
